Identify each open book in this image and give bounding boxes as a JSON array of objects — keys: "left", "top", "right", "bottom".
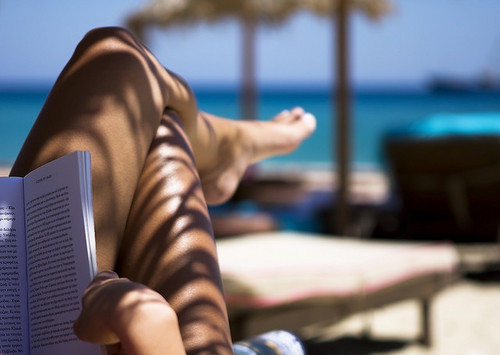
[{"left": 0, "top": 151, "right": 101, "bottom": 354}]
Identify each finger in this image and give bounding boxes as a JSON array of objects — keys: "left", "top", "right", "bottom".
[
  {"left": 84, "top": 271, "right": 121, "bottom": 293},
  {"left": 92, "top": 270, "right": 119, "bottom": 283}
]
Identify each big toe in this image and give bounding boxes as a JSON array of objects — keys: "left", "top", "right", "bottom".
[{"left": 300, "top": 112, "right": 317, "bottom": 137}]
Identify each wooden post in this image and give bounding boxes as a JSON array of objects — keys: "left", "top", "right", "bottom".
[
  {"left": 241, "top": 19, "right": 257, "bottom": 120},
  {"left": 420, "top": 298, "right": 432, "bottom": 346},
  {"left": 333, "top": 0, "right": 351, "bottom": 235}
]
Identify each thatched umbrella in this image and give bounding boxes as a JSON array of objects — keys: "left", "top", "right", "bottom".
[
  {"left": 127, "top": 0, "right": 389, "bottom": 118},
  {"left": 126, "top": 0, "right": 391, "bottom": 234}
]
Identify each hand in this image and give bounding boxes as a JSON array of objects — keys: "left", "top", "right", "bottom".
[{"left": 74, "top": 271, "right": 186, "bottom": 355}]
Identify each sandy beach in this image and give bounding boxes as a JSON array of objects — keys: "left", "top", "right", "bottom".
[{"left": 303, "top": 273, "right": 500, "bottom": 355}]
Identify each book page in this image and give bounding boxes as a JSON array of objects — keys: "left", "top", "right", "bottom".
[
  {"left": 23, "top": 152, "right": 100, "bottom": 355},
  {"left": 0, "top": 177, "right": 29, "bottom": 354}
]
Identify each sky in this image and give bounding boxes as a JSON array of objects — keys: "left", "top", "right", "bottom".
[{"left": 1, "top": 0, "right": 500, "bottom": 89}]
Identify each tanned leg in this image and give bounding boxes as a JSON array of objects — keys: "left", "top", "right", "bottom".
[
  {"left": 9, "top": 27, "right": 232, "bottom": 354},
  {"left": 10, "top": 26, "right": 316, "bottom": 354},
  {"left": 10, "top": 27, "right": 180, "bottom": 270},
  {"left": 116, "top": 111, "right": 231, "bottom": 354}
]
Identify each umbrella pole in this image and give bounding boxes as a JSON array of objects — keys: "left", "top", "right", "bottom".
[
  {"left": 241, "top": 19, "right": 257, "bottom": 120},
  {"left": 334, "top": 0, "right": 351, "bottom": 235}
]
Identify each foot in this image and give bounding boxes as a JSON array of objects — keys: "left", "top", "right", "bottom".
[
  {"left": 198, "top": 108, "right": 316, "bottom": 205},
  {"left": 247, "top": 107, "right": 317, "bottom": 163}
]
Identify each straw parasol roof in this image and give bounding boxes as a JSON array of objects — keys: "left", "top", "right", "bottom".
[
  {"left": 127, "top": 0, "right": 391, "bottom": 36},
  {"left": 126, "top": 0, "right": 390, "bottom": 118},
  {"left": 126, "top": 0, "right": 392, "bottom": 234}
]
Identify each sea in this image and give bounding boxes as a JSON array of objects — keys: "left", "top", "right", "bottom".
[{"left": 1, "top": 84, "right": 500, "bottom": 171}]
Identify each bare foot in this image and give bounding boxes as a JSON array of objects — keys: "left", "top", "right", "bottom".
[
  {"left": 247, "top": 107, "right": 317, "bottom": 163},
  {"left": 198, "top": 108, "right": 316, "bottom": 205}
]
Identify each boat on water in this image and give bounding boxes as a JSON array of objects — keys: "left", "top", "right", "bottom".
[{"left": 428, "top": 73, "right": 500, "bottom": 93}]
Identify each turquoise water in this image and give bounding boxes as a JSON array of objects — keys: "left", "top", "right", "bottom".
[{"left": 1, "top": 86, "right": 500, "bottom": 168}]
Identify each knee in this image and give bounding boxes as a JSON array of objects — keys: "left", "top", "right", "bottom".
[
  {"left": 74, "top": 26, "right": 142, "bottom": 57},
  {"left": 83, "top": 26, "right": 137, "bottom": 43}
]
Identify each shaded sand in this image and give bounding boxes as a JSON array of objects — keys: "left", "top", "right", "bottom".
[
  {"left": 303, "top": 276, "right": 500, "bottom": 355},
  {"left": 256, "top": 164, "right": 390, "bottom": 205}
]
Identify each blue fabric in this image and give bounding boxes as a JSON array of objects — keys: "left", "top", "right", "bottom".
[
  {"left": 387, "top": 112, "right": 500, "bottom": 139},
  {"left": 233, "top": 331, "right": 305, "bottom": 355}
]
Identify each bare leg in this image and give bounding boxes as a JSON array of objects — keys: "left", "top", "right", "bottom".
[
  {"left": 116, "top": 111, "right": 231, "bottom": 353},
  {"left": 10, "top": 27, "right": 231, "bottom": 353},
  {"left": 9, "top": 27, "right": 315, "bottom": 354},
  {"left": 10, "top": 27, "right": 192, "bottom": 270}
]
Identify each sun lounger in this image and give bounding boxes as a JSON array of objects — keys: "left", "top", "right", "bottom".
[
  {"left": 384, "top": 112, "right": 500, "bottom": 242},
  {"left": 216, "top": 232, "right": 459, "bottom": 345}
]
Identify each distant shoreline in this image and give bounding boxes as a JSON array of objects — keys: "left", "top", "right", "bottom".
[{"left": 0, "top": 81, "right": 458, "bottom": 96}]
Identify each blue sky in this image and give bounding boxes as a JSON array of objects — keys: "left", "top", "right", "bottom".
[{"left": 1, "top": 0, "right": 500, "bottom": 88}]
